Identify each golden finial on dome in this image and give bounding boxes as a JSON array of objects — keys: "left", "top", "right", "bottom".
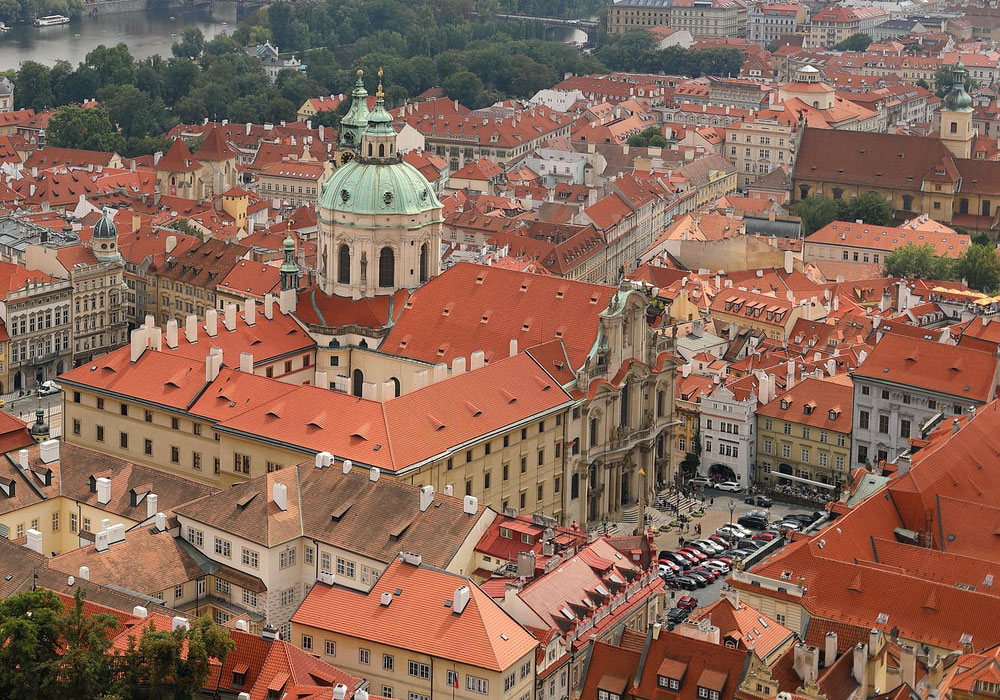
[{"left": 376, "top": 66, "right": 384, "bottom": 98}]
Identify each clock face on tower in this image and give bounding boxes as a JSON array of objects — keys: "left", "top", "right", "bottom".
[
  {"left": 342, "top": 151, "right": 355, "bottom": 164},
  {"left": 343, "top": 131, "right": 355, "bottom": 144}
]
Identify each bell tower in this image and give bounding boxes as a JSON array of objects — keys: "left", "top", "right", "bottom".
[{"left": 940, "top": 60, "right": 974, "bottom": 159}]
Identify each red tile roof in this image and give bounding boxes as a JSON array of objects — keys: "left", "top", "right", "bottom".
[
  {"left": 292, "top": 557, "right": 537, "bottom": 672},
  {"left": 756, "top": 375, "right": 853, "bottom": 432},
  {"left": 157, "top": 139, "right": 201, "bottom": 173},
  {"left": 194, "top": 127, "right": 236, "bottom": 162},
  {"left": 807, "top": 220, "right": 969, "bottom": 257},
  {"left": 383, "top": 263, "right": 614, "bottom": 370}
]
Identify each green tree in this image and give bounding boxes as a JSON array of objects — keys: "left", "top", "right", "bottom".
[
  {"left": 49, "top": 588, "right": 118, "bottom": 700},
  {"left": 15, "top": 61, "right": 54, "bottom": 111},
  {"left": 84, "top": 44, "right": 137, "bottom": 90},
  {"left": 442, "top": 70, "right": 485, "bottom": 108},
  {"left": 627, "top": 126, "right": 668, "bottom": 148},
  {"left": 0, "top": 589, "right": 65, "bottom": 700},
  {"left": 268, "top": 1, "right": 295, "bottom": 51},
  {"left": 171, "top": 26, "right": 205, "bottom": 59},
  {"left": 792, "top": 195, "right": 840, "bottom": 235},
  {"left": 838, "top": 191, "right": 893, "bottom": 226},
  {"left": 884, "top": 243, "right": 953, "bottom": 279},
  {"left": 103, "top": 84, "right": 160, "bottom": 139},
  {"left": 955, "top": 243, "right": 1000, "bottom": 293},
  {"left": 47, "top": 106, "right": 125, "bottom": 153},
  {"left": 833, "top": 33, "right": 872, "bottom": 51}
]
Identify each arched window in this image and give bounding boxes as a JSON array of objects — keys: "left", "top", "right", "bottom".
[
  {"left": 378, "top": 143, "right": 385, "bottom": 158},
  {"left": 368, "top": 143, "right": 373, "bottom": 157},
  {"left": 379, "top": 247, "right": 394, "bottom": 288},
  {"left": 419, "top": 243, "right": 428, "bottom": 283},
  {"left": 352, "top": 368, "right": 364, "bottom": 397},
  {"left": 390, "top": 377, "right": 401, "bottom": 397},
  {"left": 338, "top": 244, "right": 351, "bottom": 285},
  {"left": 950, "top": 121, "right": 958, "bottom": 134}
]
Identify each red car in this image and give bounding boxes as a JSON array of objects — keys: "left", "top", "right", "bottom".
[
  {"left": 676, "top": 595, "right": 698, "bottom": 611},
  {"left": 707, "top": 535, "right": 730, "bottom": 549},
  {"left": 753, "top": 531, "right": 779, "bottom": 542},
  {"left": 678, "top": 547, "right": 708, "bottom": 562}
]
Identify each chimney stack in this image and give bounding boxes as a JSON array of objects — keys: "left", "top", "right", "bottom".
[
  {"left": 130, "top": 327, "right": 148, "bottom": 363},
  {"left": 96, "top": 477, "right": 112, "bottom": 505},
  {"left": 165, "top": 319, "right": 179, "bottom": 348},
  {"left": 453, "top": 585, "right": 471, "bottom": 614},
  {"left": 369, "top": 467, "right": 380, "bottom": 482},
  {"left": 205, "top": 351, "right": 222, "bottom": 382},
  {"left": 272, "top": 482, "right": 288, "bottom": 511},
  {"left": 25, "top": 529, "right": 42, "bottom": 554},
  {"left": 17, "top": 449, "right": 28, "bottom": 470},
  {"left": 223, "top": 303, "right": 237, "bottom": 331},
  {"left": 316, "top": 370, "right": 329, "bottom": 388},
  {"left": 245, "top": 298, "right": 256, "bottom": 326},
  {"left": 146, "top": 493, "right": 158, "bottom": 519},
  {"left": 452, "top": 356, "right": 467, "bottom": 376},
  {"left": 853, "top": 643, "right": 868, "bottom": 690},
  {"left": 901, "top": 645, "right": 916, "bottom": 688},
  {"left": 154, "top": 512, "right": 166, "bottom": 531},
  {"left": 40, "top": 439, "right": 58, "bottom": 464},
  {"left": 413, "top": 369, "right": 428, "bottom": 389},
  {"left": 419, "top": 485, "right": 434, "bottom": 512},
  {"left": 263, "top": 294, "right": 275, "bottom": 320},
  {"left": 470, "top": 350, "right": 485, "bottom": 370},
  {"left": 78, "top": 566, "right": 89, "bottom": 580},
  {"left": 433, "top": 363, "right": 448, "bottom": 383},
  {"left": 510, "top": 338, "right": 518, "bottom": 357},
  {"left": 205, "top": 308, "right": 218, "bottom": 337},
  {"left": 239, "top": 352, "right": 253, "bottom": 373},
  {"left": 824, "top": 631, "right": 838, "bottom": 667},
  {"left": 279, "top": 288, "right": 296, "bottom": 314},
  {"left": 185, "top": 314, "right": 198, "bottom": 343},
  {"left": 149, "top": 326, "right": 162, "bottom": 352},
  {"left": 342, "top": 459, "right": 353, "bottom": 475}
]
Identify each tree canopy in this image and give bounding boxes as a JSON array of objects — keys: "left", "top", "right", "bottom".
[
  {"left": 594, "top": 30, "right": 743, "bottom": 77},
  {"left": 0, "top": 588, "right": 235, "bottom": 700},
  {"left": 833, "top": 33, "right": 872, "bottom": 52},
  {"left": 792, "top": 192, "right": 894, "bottom": 235},
  {"left": 627, "top": 126, "right": 668, "bottom": 148},
  {"left": 884, "top": 242, "right": 1000, "bottom": 293}
]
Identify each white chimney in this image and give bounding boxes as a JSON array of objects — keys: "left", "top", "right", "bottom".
[
  {"left": 510, "top": 338, "right": 518, "bottom": 357},
  {"left": 130, "top": 327, "right": 148, "bottom": 362},
  {"left": 784, "top": 249, "right": 794, "bottom": 275},
  {"left": 165, "top": 235, "right": 177, "bottom": 254},
  {"left": 239, "top": 352, "right": 253, "bottom": 373},
  {"left": 154, "top": 512, "right": 166, "bottom": 532},
  {"left": 78, "top": 566, "right": 89, "bottom": 580},
  {"left": 238, "top": 694, "right": 251, "bottom": 700},
  {"left": 463, "top": 495, "right": 478, "bottom": 514},
  {"left": 149, "top": 326, "right": 162, "bottom": 352},
  {"left": 223, "top": 303, "right": 237, "bottom": 331},
  {"left": 205, "top": 308, "right": 218, "bottom": 337},
  {"left": 826, "top": 358, "right": 836, "bottom": 376},
  {"left": 316, "top": 370, "right": 329, "bottom": 388},
  {"left": 234, "top": 619, "right": 248, "bottom": 631},
  {"left": 361, "top": 382, "right": 377, "bottom": 401},
  {"left": 101, "top": 518, "right": 111, "bottom": 532},
  {"left": 146, "top": 493, "right": 158, "bottom": 519},
  {"left": 334, "top": 684, "right": 348, "bottom": 700},
  {"left": 825, "top": 632, "right": 838, "bottom": 667},
  {"left": 470, "top": 350, "right": 485, "bottom": 370},
  {"left": 263, "top": 294, "right": 275, "bottom": 319},
  {"left": 171, "top": 616, "right": 189, "bottom": 632},
  {"left": 132, "top": 606, "right": 148, "bottom": 618},
  {"left": 315, "top": 451, "right": 332, "bottom": 468},
  {"left": 342, "top": 459, "right": 353, "bottom": 475},
  {"left": 453, "top": 585, "right": 471, "bottom": 614},
  {"left": 25, "top": 529, "right": 42, "bottom": 553},
  {"left": 452, "top": 356, "right": 467, "bottom": 375},
  {"left": 357, "top": 690, "right": 369, "bottom": 700},
  {"left": 96, "top": 477, "right": 112, "bottom": 505},
  {"left": 205, "top": 353, "right": 222, "bottom": 382},
  {"left": 433, "top": 363, "right": 448, "bottom": 383},
  {"left": 165, "top": 319, "right": 179, "bottom": 348},
  {"left": 279, "top": 288, "right": 296, "bottom": 314},
  {"left": 444, "top": 484, "right": 453, "bottom": 496},
  {"left": 40, "top": 439, "right": 59, "bottom": 464},
  {"left": 901, "top": 645, "right": 916, "bottom": 688},
  {"left": 95, "top": 531, "right": 109, "bottom": 552},
  {"left": 786, "top": 359, "right": 796, "bottom": 389},
  {"left": 17, "top": 449, "right": 27, "bottom": 470},
  {"left": 272, "top": 482, "right": 288, "bottom": 511},
  {"left": 245, "top": 298, "right": 256, "bottom": 326},
  {"left": 369, "top": 467, "right": 381, "bottom": 482},
  {"left": 185, "top": 314, "right": 198, "bottom": 343},
  {"left": 853, "top": 643, "right": 868, "bottom": 687},
  {"left": 419, "top": 485, "right": 434, "bottom": 512}
]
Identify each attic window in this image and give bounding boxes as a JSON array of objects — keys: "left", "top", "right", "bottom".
[
  {"left": 556, "top": 285, "right": 567, "bottom": 299},
  {"left": 876, "top": 612, "right": 889, "bottom": 625},
  {"left": 522, "top": 318, "right": 533, "bottom": 332},
  {"left": 466, "top": 401, "right": 483, "bottom": 417},
  {"left": 519, "top": 282, "right": 530, "bottom": 293},
  {"left": 429, "top": 416, "right": 446, "bottom": 431},
  {"left": 780, "top": 400, "right": 789, "bottom": 410},
  {"left": 481, "top": 311, "right": 492, "bottom": 324},
  {"left": 501, "top": 389, "right": 517, "bottom": 404},
  {"left": 442, "top": 303, "right": 453, "bottom": 316},
  {"left": 476, "top": 273, "right": 486, "bottom": 284},
  {"left": 589, "top": 293, "right": 600, "bottom": 304}
]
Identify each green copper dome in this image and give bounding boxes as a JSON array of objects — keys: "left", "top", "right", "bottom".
[
  {"left": 945, "top": 60, "right": 973, "bottom": 113},
  {"left": 318, "top": 158, "right": 442, "bottom": 217}
]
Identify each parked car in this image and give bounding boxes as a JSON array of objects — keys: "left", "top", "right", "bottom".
[
  {"left": 692, "top": 539, "right": 726, "bottom": 554},
  {"left": 712, "top": 556, "right": 734, "bottom": 565},
  {"left": 690, "top": 567, "right": 719, "bottom": 582},
  {"left": 685, "top": 571, "right": 710, "bottom": 587},
  {"left": 678, "top": 548, "right": 708, "bottom": 562},
  {"left": 663, "top": 552, "right": 692, "bottom": 568},
  {"left": 753, "top": 530, "right": 779, "bottom": 542},
  {"left": 744, "top": 495, "right": 773, "bottom": 507},
  {"left": 737, "top": 538, "right": 763, "bottom": 550},
  {"left": 716, "top": 524, "right": 751, "bottom": 539},
  {"left": 773, "top": 520, "right": 802, "bottom": 531},
  {"left": 666, "top": 607, "right": 690, "bottom": 626},
  {"left": 703, "top": 560, "right": 730, "bottom": 573},
  {"left": 716, "top": 481, "right": 742, "bottom": 492},
  {"left": 676, "top": 595, "right": 699, "bottom": 611},
  {"left": 674, "top": 550, "right": 701, "bottom": 565},
  {"left": 707, "top": 535, "right": 730, "bottom": 549},
  {"left": 689, "top": 477, "right": 712, "bottom": 488},
  {"left": 728, "top": 549, "right": 754, "bottom": 560},
  {"left": 671, "top": 576, "right": 699, "bottom": 591},
  {"left": 738, "top": 514, "right": 769, "bottom": 530},
  {"left": 788, "top": 512, "right": 822, "bottom": 526},
  {"left": 658, "top": 561, "right": 681, "bottom": 576},
  {"left": 38, "top": 380, "right": 61, "bottom": 396}
]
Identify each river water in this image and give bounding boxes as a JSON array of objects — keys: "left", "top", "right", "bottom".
[{"left": 0, "top": 5, "right": 235, "bottom": 69}]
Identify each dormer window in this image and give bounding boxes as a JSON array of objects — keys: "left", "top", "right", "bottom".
[
  {"left": 598, "top": 692, "right": 621, "bottom": 700},
  {"left": 780, "top": 400, "right": 789, "bottom": 410},
  {"left": 829, "top": 409, "right": 838, "bottom": 420},
  {"left": 658, "top": 677, "right": 681, "bottom": 691},
  {"left": 499, "top": 527, "right": 512, "bottom": 539}
]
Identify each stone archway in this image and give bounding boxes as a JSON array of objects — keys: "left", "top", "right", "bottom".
[{"left": 709, "top": 463, "right": 736, "bottom": 483}]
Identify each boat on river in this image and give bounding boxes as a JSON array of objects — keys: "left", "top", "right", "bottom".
[{"left": 34, "top": 15, "right": 71, "bottom": 27}]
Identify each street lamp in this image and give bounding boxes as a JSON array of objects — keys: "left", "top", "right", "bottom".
[{"left": 728, "top": 499, "right": 736, "bottom": 545}]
